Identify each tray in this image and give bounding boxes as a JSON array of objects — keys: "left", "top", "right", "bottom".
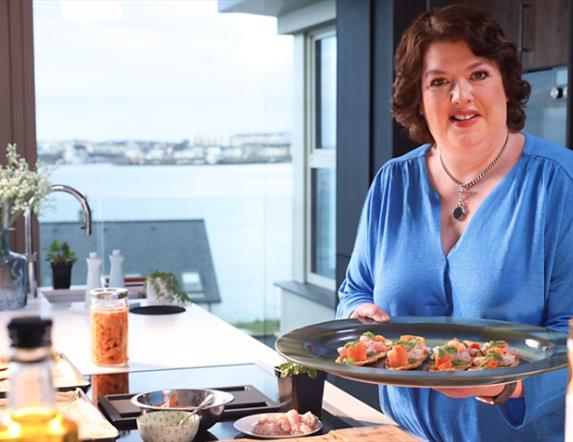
[
  {"left": 40, "top": 285, "right": 145, "bottom": 304},
  {"left": 99, "top": 384, "right": 279, "bottom": 430},
  {"left": 0, "top": 353, "right": 90, "bottom": 396},
  {"left": 0, "top": 389, "right": 118, "bottom": 442},
  {"left": 275, "top": 317, "right": 568, "bottom": 387}
]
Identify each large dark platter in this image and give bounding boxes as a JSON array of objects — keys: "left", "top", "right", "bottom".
[{"left": 275, "top": 317, "right": 568, "bottom": 387}]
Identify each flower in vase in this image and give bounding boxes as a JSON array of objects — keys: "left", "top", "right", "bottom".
[{"left": 0, "top": 144, "right": 51, "bottom": 229}]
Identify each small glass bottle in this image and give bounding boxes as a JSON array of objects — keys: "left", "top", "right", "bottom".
[
  {"left": 90, "top": 288, "right": 129, "bottom": 366},
  {"left": 0, "top": 316, "right": 78, "bottom": 442},
  {"left": 565, "top": 318, "right": 573, "bottom": 441}
]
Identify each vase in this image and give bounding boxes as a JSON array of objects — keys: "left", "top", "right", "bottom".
[
  {"left": 146, "top": 278, "right": 165, "bottom": 305},
  {"left": 146, "top": 278, "right": 184, "bottom": 306},
  {"left": 0, "top": 229, "right": 27, "bottom": 310},
  {"left": 274, "top": 367, "right": 326, "bottom": 417},
  {"left": 51, "top": 262, "right": 73, "bottom": 289}
]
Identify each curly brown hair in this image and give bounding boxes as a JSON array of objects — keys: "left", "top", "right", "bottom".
[{"left": 392, "top": 4, "right": 531, "bottom": 144}]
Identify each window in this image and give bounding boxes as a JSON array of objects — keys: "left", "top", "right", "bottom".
[
  {"left": 306, "top": 27, "right": 336, "bottom": 289},
  {"left": 215, "top": 0, "right": 338, "bottom": 332},
  {"left": 32, "top": 0, "right": 293, "bottom": 337}
]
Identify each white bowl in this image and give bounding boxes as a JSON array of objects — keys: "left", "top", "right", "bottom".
[{"left": 137, "top": 411, "right": 200, "bottom": 442}]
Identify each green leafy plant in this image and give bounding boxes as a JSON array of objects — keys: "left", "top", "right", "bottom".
[
  {"left": 147, "top": 270, "right": 192, "bottom": 304},
  {"left": 0, "top": 144, "right": 51, "bottom": 229},
  {"left": 277, "top": 361, "right": 318, "bottom": 379},
  {"left": 45, "top": 240, "right": 77, "bottom": 265}
]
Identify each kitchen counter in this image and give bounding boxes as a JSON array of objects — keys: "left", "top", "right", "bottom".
[{"left": 0, "top": 297, "right": 414, "bottom": 438}]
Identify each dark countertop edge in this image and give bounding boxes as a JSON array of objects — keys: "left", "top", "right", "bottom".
[{"left": 274, "top": 280, "right": 336, "bottom": 310}]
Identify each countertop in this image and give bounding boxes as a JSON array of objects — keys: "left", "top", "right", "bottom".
[{"left": 0, "top": 296, "right": 413, "bottom": 436}]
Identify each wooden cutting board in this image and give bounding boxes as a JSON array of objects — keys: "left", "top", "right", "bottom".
[{"left": 232, "top": 425, "right": 418, "bottom": 441}]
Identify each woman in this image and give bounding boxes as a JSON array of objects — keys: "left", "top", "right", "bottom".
[{"left": 336, "top": 5, "right": 573, "bottom": 442}]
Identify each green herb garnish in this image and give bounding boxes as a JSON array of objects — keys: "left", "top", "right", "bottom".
[
  {"left": 489, "top": 340, "right": 506, "bottom": 347},
  {"left": 395, "top": 340, "right": 416, "bottom": 352},
  {"left": 277, "top": 361, "right": 318, "bottom": 379}
]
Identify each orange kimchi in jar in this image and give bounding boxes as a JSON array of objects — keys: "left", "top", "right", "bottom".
[
  {"left": 91, "top": 372, "right": 130, "bottom": 404},
  {"left": 90, "top": 288, "right": 129, "bottom": 366}
]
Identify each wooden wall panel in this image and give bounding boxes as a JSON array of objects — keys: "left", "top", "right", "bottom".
[
  {"left": 0, "top": 0, "right": 37, "bottom": 256},
  {"left": 0, "top": 0, "right": 12, "bottom": 154}
]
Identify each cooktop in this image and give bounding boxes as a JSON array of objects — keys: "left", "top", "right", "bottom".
[{"left": 87, "top": 363, "right": 350, "bottom": 441}]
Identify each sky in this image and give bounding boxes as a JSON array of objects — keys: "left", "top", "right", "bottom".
[{"left": 33, "top": 0, "right": 294, "bottom": 143}]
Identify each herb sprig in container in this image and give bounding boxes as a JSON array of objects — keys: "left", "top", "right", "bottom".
[
  {"left": 146, "top": 270, "right": 192, "bottom": 305},
  {"left": 277, "top": 361, "right": 319, "bottom": 379}
]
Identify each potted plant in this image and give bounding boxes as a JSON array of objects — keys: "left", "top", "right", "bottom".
[
  {"left": 275, "top": 361, "right": 326, "bottom": 417},
  {"left": 0, "top": 144, "right": 51, "bottom": 309},
  {"left": 45, "top": 240, "right": 77, "bottom": 289},
  {"left": 146, "top": 270, "right": 192, "bottom": 306}
]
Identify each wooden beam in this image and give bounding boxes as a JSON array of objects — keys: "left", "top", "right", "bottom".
[{"left": 0, "top": 0, "right": 38, "bottom": 265}]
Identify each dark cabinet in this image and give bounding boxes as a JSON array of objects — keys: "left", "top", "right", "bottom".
[
  {"left": 518, "top": 0, "right": 568, "bottom": 71},
  {"left": 430, "top": 0, "right": 568, "bottom": 71}
]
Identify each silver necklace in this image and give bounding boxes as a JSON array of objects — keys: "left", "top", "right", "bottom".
[{"left": 439, "top": 133, "right": 509, "bottom": 222}]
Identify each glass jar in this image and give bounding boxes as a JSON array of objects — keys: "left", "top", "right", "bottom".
[
  {"left": 0, "top": 229, "right": 27, "bottom": 310},
  {"left": 90, "top": 373, "right": 129, "bottom": 405},
  {"left": 90, "top": 288, "right": 128, "bottom": 366}
]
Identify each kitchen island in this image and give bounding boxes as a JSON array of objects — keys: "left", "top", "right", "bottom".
[{"left": 0, "top": 297, "right": 417, "bottom": 441}]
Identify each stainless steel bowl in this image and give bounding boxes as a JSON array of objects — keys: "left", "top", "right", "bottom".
[{"left": 131, "top": 388, "right": 234, "bottom": 432}]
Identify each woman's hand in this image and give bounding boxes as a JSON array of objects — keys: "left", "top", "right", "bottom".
[
  {"left": 350, "top": 303, "right": 390, "bottom": 322},
  {"left": 434, "top": 381, "right": 523, "bottom": 400}
]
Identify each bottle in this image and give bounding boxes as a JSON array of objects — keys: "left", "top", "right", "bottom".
[
  {"left": 108, "top": 250, "right": 124, "bottom": 288},
  {"left": 0, "top": 316, "right": 79, "bottom": 441},
  {"left": 565, "top": 318, "right": 573, "bottom": 441},
  {"left": 84, "top": 252, "right": 102, "bottom": 308}
]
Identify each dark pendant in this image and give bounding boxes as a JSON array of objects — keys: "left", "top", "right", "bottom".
[{"left": 453, "top": 205, "right": 466, "bottom": 221}]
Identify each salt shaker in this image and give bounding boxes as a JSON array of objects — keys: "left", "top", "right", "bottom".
[
  {"left": 85, "top": 252, "right": 102, "bottom": 307},
  {"left": 108, "top": 249, "right": 124, "bottom": 288}
]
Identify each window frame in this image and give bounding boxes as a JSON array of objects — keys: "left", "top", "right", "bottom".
[
  {"left": 0, "top": 0, "right": 38, "bottom": 258},
  {"left": 5, "top": 0, "right": 339, "bottom": 296},
  {"left": 304, "top": 25, "right": 336, "bottom": 290}
]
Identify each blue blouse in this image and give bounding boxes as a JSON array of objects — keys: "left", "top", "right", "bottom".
[{"left": 337, "top": 133, "right": 573, "bottom": 441}]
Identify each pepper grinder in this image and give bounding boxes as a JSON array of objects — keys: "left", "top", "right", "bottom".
[
  {"left": 85, "top": 252, "right": 102, "bottom": 308},
  {"left": 109, "top": 249, "right": 125, "bottom": 288}
]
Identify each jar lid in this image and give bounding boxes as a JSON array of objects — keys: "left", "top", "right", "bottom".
[
  {"left": 8, "top": 316, "right": 52, "bottom": 348},
  {"left": 90, "top": 288, "right": 128, "bottom": 300}
]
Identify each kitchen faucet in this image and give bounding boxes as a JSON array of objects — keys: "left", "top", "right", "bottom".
[{"left": 24, "top": 184, "right": 92, "bottom": 297}]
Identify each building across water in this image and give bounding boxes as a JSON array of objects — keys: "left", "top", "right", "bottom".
[{"left": 38, "top": 131, "right": 291, "bottom": 166}]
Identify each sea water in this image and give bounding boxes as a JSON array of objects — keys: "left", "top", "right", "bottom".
[{"left": 39, "top": 162, "right": 293, "bottom": 324}]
